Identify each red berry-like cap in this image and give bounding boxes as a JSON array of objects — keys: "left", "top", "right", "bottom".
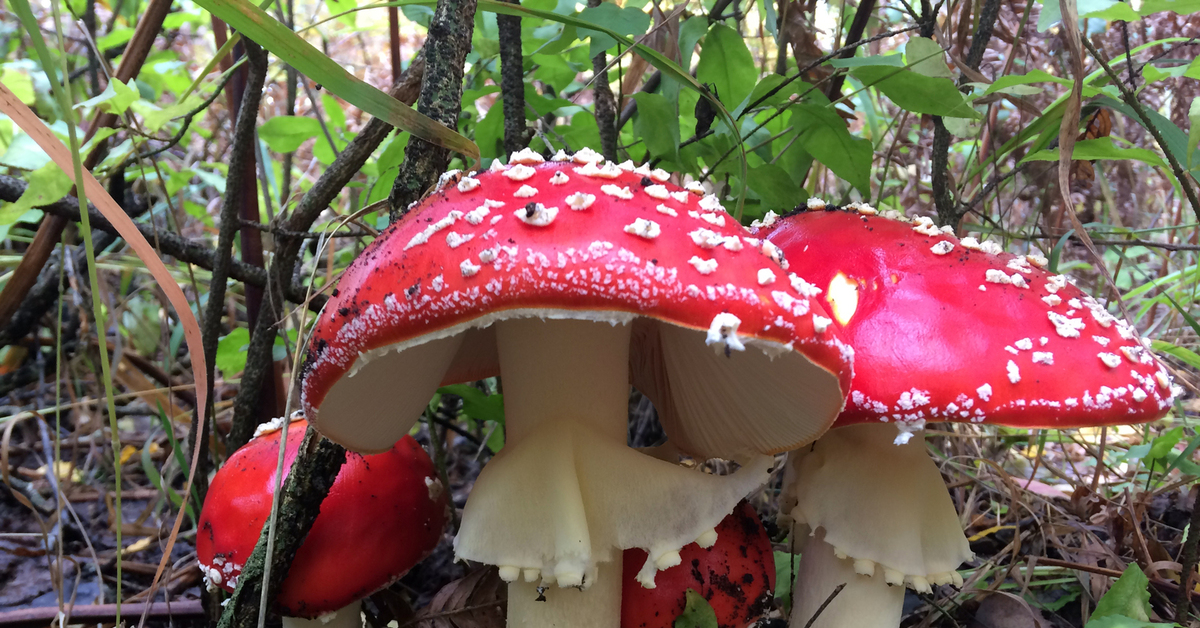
[
  {"left": 196, "top": 417, "right": 449, "bottom": 617},
  {"left": 621, "top": 501, "right": 776, "bottom": 628},
  {"left": 763, "top": 208, "right": 1176, "bottom": 430}
]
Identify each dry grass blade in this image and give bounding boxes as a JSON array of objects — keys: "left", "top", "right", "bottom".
[
  {"left": 414, "top": 565, "right": 507, "bottom": 628},
  {"left": 0, "top": 82, "right": 209, "bottom": 616}
]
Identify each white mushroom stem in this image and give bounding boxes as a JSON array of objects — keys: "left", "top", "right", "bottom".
[
  {"left": 782, "top": 423, "right": 973, "bottom": 628},
  {"left": 282, "top": 603, "right": 362, "bottom": 628},
  {"left": 454, "top": 318, "right": 772, "bottom": 628},
  {"left": 789, "top": 529, "right": 903, "bottom": 628},
  {"left": 508, "top": 561, "right": 621, "bottom": 628}
]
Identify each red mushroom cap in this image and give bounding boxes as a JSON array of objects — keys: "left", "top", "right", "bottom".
[
  {"left": 301, "top": 153, "right": 853, "bottom": 459},
  {"left": 763, "top": 208, "right": 1176, "bottom": 429},
  {"left": 196, "top": 417, "right": 448, "bottom": 617},
  {"left": 620, "top": 501, "right": 776, "bottom": 628}
]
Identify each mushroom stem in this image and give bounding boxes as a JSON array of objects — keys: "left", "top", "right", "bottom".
[
  {"left": 789, "top": 529, "right": 903, "bottom": 628},
  {"left": 454, "top": 318, "right": 774, "bottom": 622},
  {"left": 508, "top": 559, "right": 622, "bottom": 628},
  {"left": 281, "top": 603, "right": 363, "bottom": 628}
]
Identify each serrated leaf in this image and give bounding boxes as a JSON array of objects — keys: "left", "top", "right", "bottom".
[
  {"left": 1090, "top": 564, "right": 1151, "bottom": 622},
  {"left": 850, "top": 66, "right": 980, "bottom": 118},
  {"left": 674, "top": 589, "right": 719, "bottom": 628},
  {"left": 633, "top": 92, "right": 679, "bottom": 162},
  {"left": 258, "top": 115, "right": 322, "bottom": 153},
  {"left": 696, "top": 24, "right": 757, "bottom": 110}
]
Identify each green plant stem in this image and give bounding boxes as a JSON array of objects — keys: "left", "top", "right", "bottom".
[
  {"left": 10, "top": 0, "right": 125, "bottom": 612},
  {"left": 1079, "top": 37, "right": 1200, "bottom": 224}
]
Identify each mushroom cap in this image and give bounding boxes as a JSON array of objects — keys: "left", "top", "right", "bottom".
[
  {"left": 196, "top": 417, "right": 448, "bottom": 617},
  {"left": 620, "top": 501, "right": 775, "bottom": 628},
  {"left": 301, "top": 157, "right": 853, "bottom": 459},
  {"left": 763, "top": 208, "right": 1175, "bottom": 429}
]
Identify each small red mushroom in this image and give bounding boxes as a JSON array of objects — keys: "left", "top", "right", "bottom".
[
  {"left": 621, "top": 501, "right": 776, "bottom": 628},
  {"left": 196, "top": 414, "right": 448, "bottom": 628},
  {"left": 758, "top": 207, "right": 1177, "bottom": 628}
]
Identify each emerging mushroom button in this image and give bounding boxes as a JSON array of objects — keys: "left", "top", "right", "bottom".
[
  {"left": 196, "top": 415, "right": 448, "bottom": 628},
  {"left": 300, "top": 151, "right": 852, "bottom": 628},
  {"left": 761, "top": 207, "right": 1176, "bottom": 628}
]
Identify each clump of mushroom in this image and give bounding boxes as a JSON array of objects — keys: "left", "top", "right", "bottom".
[
  {"left": 761, "top": 207, "right": 1177, "bottom": 628},
  {"left": 197, "top": 414, "right": 448, "bottom": 628},
  {"left": 300, "top": 149, "right": 853, "bottom": 628}
]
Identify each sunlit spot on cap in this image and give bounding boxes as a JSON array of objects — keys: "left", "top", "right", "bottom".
[{"left": 826, "top": 272, "right": 859, "bottom": 326}]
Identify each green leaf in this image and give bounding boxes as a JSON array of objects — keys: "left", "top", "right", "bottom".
[
  {"left": 1188, "top": 97, "right": 1200, "bottom": 167},
  {"left": 678, "top": 16, "right": 709, "bottom": 70},
  {"left": 1147, "top": 427, "right": 1184, "bottom": 461},
  {"left": 1087, "top": 1, "right": 1142, "bottom": 21},
  {"left": 258, "top": 115, "right": 322, "bottom": 153},
  {"left": 76, "top": 78, "right": 139, "bottom": 115},
  {"left": 1037, "top": 0, "right": 1132, "bottom": 31},
  {"left": 1184, "top": 56, "right": 1200, "bottom": 80},
  {"left": 1137, "top": 0, "right": 1200, "bottom": 15},
  {"left": 904, "top": 37, "right": 953, "bottom": 79},
  {"left": 1090, "top": 564, "right": 1151, "bottom": 622},
  {"left": 4, "top": 161, "right": 73, "bottom": 216},
  {"left": 437, "top": 384, "right": 505, "bottom": 425},
  {"left": 746, "top": 162, "right": 803, "bottom": 212},
  {"left": 850, "top": 66, "right": 980, "bottom": 118},
  {"left": 674, "top": 589, "right": 719, "bottom": 628},
  {"left": 773, "top": 551, "right": 802, "bottom": 611},
  {"left": 791, "top": 102, "right": 874, "bottom": 192},
  {"left": 982, "top": 69, "right": 1074, "bottom": 95},
  {"left": 1085, "top": 617, "right": 1173, "bottom": 628},
  {"left": 577, "top": 3, "right": 650, "bottom": 56},
  {"left": 0, "top": 67, "right": 35, "bottom": 105},
  {"left": 696, "top": 24, "right": 757, "bottom": 110},
  {"left": 829, "top": 54, "right": 904, "bottom": 68},
  {"left": 1023, "top": 137, "right": 1167, "bottom": 168},
  {"left": 632, "top": 92, "right": 679, "bottom": 162},
  {"left": 215, "top": 327, "right": 251, "bottom": 377},
  {"left": 1151, "top": 339, "right": 1200, "bottom": 371},
  {"left": 190, "top": 0, "right": 478, "bottom": 160}
]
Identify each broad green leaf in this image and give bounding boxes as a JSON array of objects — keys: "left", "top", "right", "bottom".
[
  {"left": 134, "top": 93, "right": 207, "bottom": 132},
  {"left": 1137, "top": 0, "right": 1200, "bottom": 15},
  {"left": 1087, "top": 1, "right": 1142, "bottom": 21},
  {"left": 678, "top": 16, "right": 709, "bottom": 73},
  {"left": 674, "top": 589, "right": 719, "bottom": 628},
  {"left": 829, "top": 54, "right": 904, "bottom": 68},
  {"left": 1147, "top": 427, "right": 1184, "bottom": 461},
  {"left": 1090, "top": 564, "right": 1151, "bottom": 622},
  {"left": 1185, "top": 56, "right": 1200, "bottom": 80},
  {"left": 191, "top": 0, "right": 478, "bottom": 160},
  {"left": 577, "top": 2, "right": 651, "bottom": 56},
  {"left": 982, "top": 69, "right": 1073, "bottom": 95},
  {"left": 850, "top": 66, "right": 980, "bottom": 118},
  {"left": 747, "top": 162, "right": 803, "bottom": 212},
  {"left": 791, "top": 102, "right": 872, "bottom": 193},
  {"left": 76, "top": 78, "right": 138, "bottom": 115},
  {"left": 322, "top": 93, "right": 348, "bottom": 132},
  {"left": 632, "top": 92, "right": 679, "bottom": 162},
  {"left": 216, "top": 327, "right": 251, "bottom": 377},
  {"left": 258, "top": 116, "right": 322, "bottom": 153},
  {"left": 905, "top": 37, "right": 953, "bottom": 79},
  {"left": 5, "top": 161, "right": 72, "bottom": 216},
  {"left": 0, "top": 67, "right": 35, "bottom": 105},
  {"left": 1023, "top": 137, "right": 1167, "bottom": 168},
  {"left": 696, "top": 24, "right": 757, "bottom": 110},
  {"left": 773, "top": 551, "right": 802, "bottom": 611}
]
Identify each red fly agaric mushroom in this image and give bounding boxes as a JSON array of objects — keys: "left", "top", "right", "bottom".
[
  {"left": 759, "top": 207, "right": 1177, "bottom": 628},
  {"left": 300, "top": 149, "right": 853, "bottom": 628},
  {"left": 621, "top": 501, "right": 776, "bottom": 628},
  {"left": 197, "top": 414, "right": 448, "bottom": 628}
]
